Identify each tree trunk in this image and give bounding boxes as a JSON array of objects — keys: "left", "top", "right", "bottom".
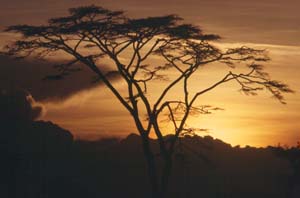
[{"left": 141, "top": 135, "right": 161, "bottom": 198}]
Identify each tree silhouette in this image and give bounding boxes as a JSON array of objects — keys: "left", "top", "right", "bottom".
[{"left": 3, "top": 5, "right": 293, "bottom": 198}]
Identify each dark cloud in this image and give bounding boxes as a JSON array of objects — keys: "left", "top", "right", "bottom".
[
  {"left": 0, "top": 89, "right": 44, "bottom": 121},
  {"left": 0, "top": 55, "right": 117, "bottom": 102}
]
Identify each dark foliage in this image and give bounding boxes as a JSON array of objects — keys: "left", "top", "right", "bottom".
[{"left": 1, "top": 120, "right": 299, "bottom": 198}]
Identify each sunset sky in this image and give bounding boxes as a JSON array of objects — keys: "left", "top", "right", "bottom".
[{"left": 0, "top": 0, "right": 299, "bottom": 147}]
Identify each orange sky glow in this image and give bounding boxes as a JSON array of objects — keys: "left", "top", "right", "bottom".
[{"left": 0, "top": 0, "right": 299, "bottom": 147}]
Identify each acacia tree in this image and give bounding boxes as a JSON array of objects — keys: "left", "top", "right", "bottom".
[{"left": 3, "top": 5, "right": 293, "bottom": 198}]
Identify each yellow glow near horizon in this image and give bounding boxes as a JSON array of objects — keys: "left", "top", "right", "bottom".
[{"left": 42, "top": 42, "right": 300, "bottom": 147}]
